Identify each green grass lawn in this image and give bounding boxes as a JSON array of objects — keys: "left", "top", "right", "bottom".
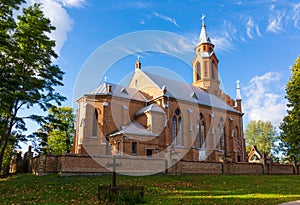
[{"left": 1, "top": 173, "right": 300, "bottom": 204}]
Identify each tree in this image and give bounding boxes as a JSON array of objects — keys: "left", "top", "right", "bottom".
[
  {"left": 31, "top": 106, "right": 75, "bottom": 155},
  {"left": 245, "top": 120, "right": 279, "bottom": 157},
  {"left": 0, "top": 2, "right": 65, "bottom": 172},
  {"left": 280, "top": 56, "right": 300, "bottom": 161}
]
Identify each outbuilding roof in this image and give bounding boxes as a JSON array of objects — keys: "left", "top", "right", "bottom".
[
  {"left": 109, "top": 122, "right": 157, "bottom": 138},
  {"left": 135, "top": 104, "right": 165, "bottom": 117}
]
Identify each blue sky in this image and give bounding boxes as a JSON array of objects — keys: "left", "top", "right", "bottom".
[{"left": 26, "top": 0, "right": 300, "bottom": 131}]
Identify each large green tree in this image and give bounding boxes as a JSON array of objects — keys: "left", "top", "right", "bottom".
[
  {"left": 280, "top": 56, "right": 300, "bottom": 160},
  {"left": 245, "top": 120, "right": 279, "bottom": 157},
  {"left": 0, "top": 1, "right": 65, "bottom": 172},
  {"left": 31, "top": 106, "right": 75, "bottom": 155}
]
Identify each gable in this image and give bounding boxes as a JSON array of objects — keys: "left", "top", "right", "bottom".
[{"left": 128, "top": 69, "right": 163, "bottom": 100}]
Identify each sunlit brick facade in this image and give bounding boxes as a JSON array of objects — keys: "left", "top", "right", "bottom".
[{"left": 73, "top": 21, "right": 247, "bottom": 162}]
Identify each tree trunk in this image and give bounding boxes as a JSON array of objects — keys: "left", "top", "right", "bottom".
[{"left": 0, "top": 138, "right": 9, "bottom": 173}]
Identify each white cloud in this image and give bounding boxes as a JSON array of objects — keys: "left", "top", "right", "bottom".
[
  {"left": 236, "top": 1, "right": 242, "bottom": 6},
  {"left": 211, "top": 20, "right": 236, "bottom": 52},
  {"left": 140, "top": 19, "right": 145, "bottom": 25},
  {"left": 245, "top": 17, "right": 261, "bottom": 39},
  {"left": 40, "top": 0, "right": 73, "bottom": 55},
  {"left": 111, "top": 1, "right": 151, "bottom": 10},
  {"left": 60, "top": 0, "right": 85, "bottom": 8},
  {"left": 243, "top": 72, "right": 287, "bottom": 127},
  {"left": 153, "top": 12, "right": 179, "bottom": 27},
  {"left": 266, "top": 11, "right": 285, "bottom": 33},
  {"left": 25, "top": 0, "right": 83, "bottom": 55},
  {"left": 290, "top": 3, "right": 300, "bottom": 29},
  {"left": 211, "top": 36, "right": 234, "bottom": 52}
]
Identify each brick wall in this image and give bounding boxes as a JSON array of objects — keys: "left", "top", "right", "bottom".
[
  {"left": 170, "top": 161, "right": 223, "bottom": 174},
  {"left": 268, "top": 164, "right": 294, "bottom": 175},
  {"left": 231, "top": 162, "right": 263, "bottom": 175},
  {"left": 58, "top": 155, "right": 110, "bottom": 176},
  {"left": 31, "top": 155, "right": 58, "bottom": 175},
  {"left": 31, "top": 154, "right": 300, "bottom": 176}
]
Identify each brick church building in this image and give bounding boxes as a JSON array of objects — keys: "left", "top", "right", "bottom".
[{"left": 73, "top": 20, "right": 247, "bottom": 163}]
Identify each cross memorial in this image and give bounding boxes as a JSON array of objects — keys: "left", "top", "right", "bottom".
[{"left": 106, "top": 156, "right": 122, "bottom": 193}]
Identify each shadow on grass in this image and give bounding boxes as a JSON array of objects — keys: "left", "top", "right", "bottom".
[{"left": 1, "top": 174, "right": 300, "bottom": 205}]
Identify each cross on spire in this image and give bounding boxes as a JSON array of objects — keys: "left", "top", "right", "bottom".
[{"left": 201, "top": 14, "right": 206, "bottom": 26}]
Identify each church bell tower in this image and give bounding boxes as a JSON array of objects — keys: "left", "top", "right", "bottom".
[{"left": 192, "top": 15, "right": 222, "bottom": 97}]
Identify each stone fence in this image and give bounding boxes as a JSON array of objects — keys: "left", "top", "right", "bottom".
[{"left": 27, "top": 154, "right": 300, "bottom": 176}]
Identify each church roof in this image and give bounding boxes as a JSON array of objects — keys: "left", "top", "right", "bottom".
[
  {"left": 143, "top": 71, "right": 239, "bottom": 113},
  {"left": 109, "top": 122, "right": 157, "bottom": 138},
  {"left": 135, "top": 104, "right": 165, "bottom": 117},
  {"left": 88, "top": 82, "right": 146, "bottom": 102}
]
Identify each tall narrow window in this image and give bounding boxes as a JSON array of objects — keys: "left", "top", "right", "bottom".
[
  {"left": 217, "top": 122, "right": 225, "bottom": 150},
  {"left": 197, "top": 114, "right": 205, "bottom": 149},
  {"left": 92, "top": 109, "right": 98, "bottom": 136},
  {"left": 196, "top": 124, "right": 200, "bottom": 149},
  {"left": 200, "top": 121, "right": 205, "bottom": 148},
  {"left": 204, "top": 62, "right": 208, "bottom": 77},
  {"left": 234, "top": 126, "right": 239, "bottom": 151},
  {"left": 172, "top": 116, "right": 177, "bottom": 145},
  {"left": 196, "top": 62, "right": 201, "bottom": 80},
  {"left": 172, "top": 109, "right": 182, "bottom": 146},
  {"left": 211, "top": 62, "right": 215, "bottom": 79},
  {"left": 217, "top": 124, "right": 221, "bottom": 150},
  {"left": 178, "top": 117, "right": 182, "bottom": 146},
  {"left": 217, "top": 119, "right": 225, "bottom": 150}
]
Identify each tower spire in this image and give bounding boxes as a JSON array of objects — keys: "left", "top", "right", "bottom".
[
  {"left": 236, "top": 80, "right": 242, "bottom": 100},
  {"left": 193, "top": 15, "right": 221, "bottom": 98},
  {"left": 236, "top": 80, "right": 242, "bottom": 112},
  {"left": 135, "top": 55, "right": 141, "bottom": 69},
  {"left": 198, "top": 14, "right": 211, "bottom": 45}
]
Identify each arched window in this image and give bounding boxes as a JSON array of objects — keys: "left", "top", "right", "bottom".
[
  {"left": 221, "top": 125, "right": 225, "bottom": 150},
  {"left": 196, "top": 124, "right": 200, "bottom": 148},
  {"left": 178, "top": 117, "right": 182, "bottom": 146},
  {"left": 217, "top": 124, "right": 221, "bottom": 150},
  {"left": 200, "top": 120, "right": 205, "bottom": 148},
  {"left": 172, "top": 116, "right": 177, "bottom": 145},
  {"left": 172, "top": 108, "right": 183, "bottom": 146},
  {"left": 217, "top": 119, "right": 225, "bottom": 150},
  {"left": 234, "top": 126, "right": 240, "bottom": 150},
  {"left": 197, "top": 113, "right": 205, "bottom": 149},
  {"left": 196, "top": 62, "right": 201, "bottom": 80},
  {"left": 92, "top": 109, "right": 98, "bottom": 136}
]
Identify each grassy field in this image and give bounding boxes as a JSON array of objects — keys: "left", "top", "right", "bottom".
[{"left": 1, "top": 173, "right": 300, "bottom": 204}]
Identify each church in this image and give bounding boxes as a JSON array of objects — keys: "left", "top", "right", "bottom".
[{"left": 72, "top": 19, "right": 247, "bottom": 163}]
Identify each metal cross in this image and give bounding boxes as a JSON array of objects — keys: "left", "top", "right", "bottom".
[
  {"left": 201, "top": 14, "right": 206, "bottom": 25},
  {"left": 106, "top": 156, "right": 122, "bottom": 190}
]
